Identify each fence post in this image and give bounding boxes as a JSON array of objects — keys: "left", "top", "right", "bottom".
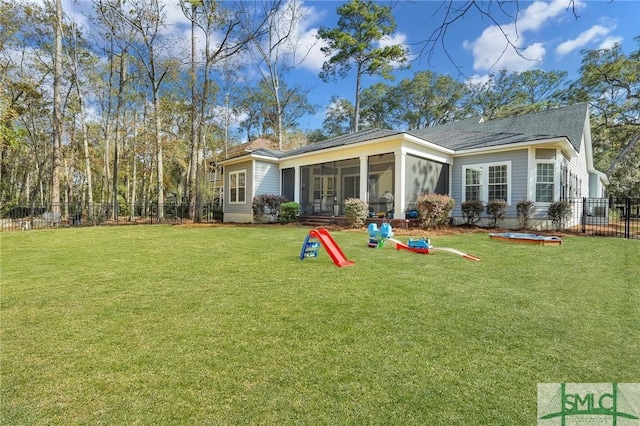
[
  {"left": 581, "top": 197, "right": 586, "bottom": 234},
  {"left": 625, "top": 197, "right": 631, "bottom": 239}
]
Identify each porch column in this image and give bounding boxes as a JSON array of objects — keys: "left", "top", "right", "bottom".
[
  {"left": 393, "top": 151, "right": 406, "bottom": 220},
  {"left": 359, "top": 155, "right": 368, "bottom": 202},
  {"left": 294, "top": 165, "right": 300, "bottom": 203}
]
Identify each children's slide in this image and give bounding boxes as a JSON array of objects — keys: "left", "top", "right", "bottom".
[{"left": 309, "top": 228, "right": 355, "bottom": 267}]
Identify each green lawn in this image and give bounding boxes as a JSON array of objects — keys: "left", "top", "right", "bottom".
[{"left": 1, "top": 225, "right": 638, "bottom": 425}]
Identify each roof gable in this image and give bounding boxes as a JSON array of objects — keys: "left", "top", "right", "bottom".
[
  {"left": 226, "top": 137, "right": 278, "bottom": 159},
  {"left": 220, "top": 104, "right": 589, "bottom": 164},
  {"left": 416, "top": 103, "right": 588, "bottom": 152}
]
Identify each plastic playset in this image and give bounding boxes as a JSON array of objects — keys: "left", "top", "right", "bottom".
[
  {"left": 300, "top": 228, "right": 355, "bottom": 267},
  {"left": 299, "top": 224, "right": 480, "bottom": 268},
  {"left": 368, "top": 223, "right": 480, "bottom": 261}
]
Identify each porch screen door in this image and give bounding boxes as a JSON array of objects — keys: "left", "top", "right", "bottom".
[{"left": 313, "top": 176, "right": 335, "bottom": 213}]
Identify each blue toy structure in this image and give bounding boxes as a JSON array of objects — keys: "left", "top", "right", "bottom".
[{"left": 367, "top": 222, "right": 394, "bottom": 248}]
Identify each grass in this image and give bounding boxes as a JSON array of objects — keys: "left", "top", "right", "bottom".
[{"left": 1, "top": 225, "right": 639, "bottom": 425}]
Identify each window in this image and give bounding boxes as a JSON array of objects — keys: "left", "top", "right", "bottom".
[
  {"left": 463, "top": 162, "right": 510, "bottom": 203},
  {"left": 465, "top": 168, "right": 482, "bottom": 201},
  {"left": 536, "top": 163, "right": 554, "bottom": 202},
  {"left": 488, "top": 165, "right": 507, "bottom": 201},
  {"left": 229, "top": 170, "right": 246, "bottom": 203}
]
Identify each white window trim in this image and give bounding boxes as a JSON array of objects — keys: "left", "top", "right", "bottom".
[
  {"left": 229, "top": 169, "right": 247, "bottom": 204},
  {"left": 461, "top": 161, "right": 511, "bottom": 204},
  {"left": 534, "top": 160, "right": 556, "bottom": 204}
]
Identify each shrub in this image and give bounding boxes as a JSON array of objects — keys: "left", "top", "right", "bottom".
[
  {"left": 461, "top": 200, "right": 484, "bottom": 226},
  {"left": 344, "top": 198, "right": 369, "bottom": 228},
  {"left": 486, "top": 199, "right": 507, "bottom": 227},
  {"left": 416, "top": 193, "right": 454, "bottom": 229},
  {"left": 252, "top": 194, "right": 288, "bottom": 223},
  {"left": 516, "top": 200, "right": 535, "bottom": 229},
  {"left": 279, "top": 202, "right": 300, "bottom": 224},
  {"left": 208, "top": 206, "right": 223, "bottom": 222},
  {"left": 548, "top": 200, "right": 572, "bottom": 230},
  {"left": 608, "top": 208, "right": 621, "bottom": 223}
]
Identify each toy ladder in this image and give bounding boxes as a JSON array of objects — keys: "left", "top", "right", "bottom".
[{"left": 300, "top": 234, "right": 320, "bottom": 259}]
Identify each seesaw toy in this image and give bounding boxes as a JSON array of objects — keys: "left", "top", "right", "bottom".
[{"left": 368, "top": 223, "right": 480, "bottom": 261}]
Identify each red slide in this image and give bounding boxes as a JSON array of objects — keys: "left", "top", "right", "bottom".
[{"left": 310, "top": 228, "right": 355, "bottom": 267}]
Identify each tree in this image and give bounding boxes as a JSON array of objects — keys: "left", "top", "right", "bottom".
[
  {"left": 243, "top": 0, "right": 317, "bottom": 150},
  {"left": 318, "top": 0, "right": 408, "bottom": 133},
  {"left": 180, "top": 0, "right": 265, "bottom": 221},
  {"left": 98, "top": 0, "right": 180, "bottom": 220},
  {"left": 322, "top": 96, "right": 354, "bottom": 138},
  {"left": 564, "top": 39, "right": 640, "bottom": 196},
  {"left": 465, "top": 69, "right": 567, "bottom": 120},
  {"left": 51, "top": 0, "right": 63, "bottom": 218},
  {"left": 389, "top": 71, "right": 468, "bottom": 130},
  {"left": 236, "top": 79, "right": 314, "bottom": 142},
  {"left": 359, "top": 82, "right": 395, "bottom": 130}
]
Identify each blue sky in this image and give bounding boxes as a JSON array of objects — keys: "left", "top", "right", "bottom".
[
  {"left": 57, "top": 0, "right": 639, "bottom": 135},
  {"left": 291, "top": 0, "right": 639, "bottom": 130}
]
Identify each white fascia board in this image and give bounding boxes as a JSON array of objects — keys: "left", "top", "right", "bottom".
[
  {"left": 454, "top": 137, "right": 577, "bottom": 158},
  {"left": 402, "top": 133, "right": 455, "bottom": 155},
  {"left": 250, "top": 154, "right": 280, "bottom": 163},
  {"left": 218, "top": 154, "right": 252, "bottom": 166},
  {"left": 278, "top": 134, "right": 405, "bottom": 163},
  {"left": 278, "top": 133, "right": 454, "bottom": 167},
  {"left": 219, "top": 153, "right": 279, "bottom": 166},
  {"left": 401, "top": 144, "right": 453, "bottom": 164}
]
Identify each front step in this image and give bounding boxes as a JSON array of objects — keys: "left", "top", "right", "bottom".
[{"left": 299, "top": 216, "right": 347, "bottom": 227}]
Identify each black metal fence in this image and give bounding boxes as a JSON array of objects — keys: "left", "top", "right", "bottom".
[
  {"left": 2, "top": 198, "right": 639, "bottom": 240},
  {"left": 0, "top": 203, "right": 223, "bottom": 231},
  {"left": 567, "top": 197, "right": 640, "bottom": 239}
]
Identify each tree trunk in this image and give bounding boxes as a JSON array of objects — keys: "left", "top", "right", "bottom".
[
  {"left": 81, "top": 121, "right": 94, "bottom": 219},
  {"left": 188, "top": 2, "right": 198, "bottom": 221},
  {"left": 353, "top": 62, "right": 362, "bottom": 133},
  {"left": 51, "top": 0, "right": 63, "bottom": 217},
  {"left": 155, "top": 96, "right": 164, "bottom": 220}
]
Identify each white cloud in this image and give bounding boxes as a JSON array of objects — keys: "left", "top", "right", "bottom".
[
  {"left": 555, "top": 25, "right": 612, "bottom": 57},
  {"left": 599, "top": 36, "right": 623, "bottom": 50},
  {"left": 517, "top": 0, "right": 581, "bottom": 31},
  {"left": 465, "top": 73, "right": 492, "bottom": 87},
  {"left": 464, "top": 0, "right": 584, "bottom": 72},
  {"left": 464, "top": 23, "right": 544, "bottom": 72},
  {"left": 297, "top": 28, "right": 327, "bottom": 72}
]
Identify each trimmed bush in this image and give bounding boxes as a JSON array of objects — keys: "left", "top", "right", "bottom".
[
  {"left": 252, "top": 194, "right": 288, "bottom": 223},
  {"left": 279, "top": 202, "right": 300, "bottom": 224},
  {"left": 516, "top": 200, "right": 535, "bottom": 229},
  {"left": 416, "top": 194, "right": 454, "bottom": 229},
  {"left": 486, "top": 199, "right": 507, "bottom": 227},
  {"left": 461, "top": 200, "right": 484, "bottom": 226},
  {"left": 344, "top": 198, "right": 369, "bottom": 228},
  {"left": 548, "top": 200, "right": 572, "bottom": 230}
]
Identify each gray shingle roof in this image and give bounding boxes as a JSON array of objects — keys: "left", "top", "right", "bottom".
[
  {"left": 412, "top": 103, "right": 588, "bottom": 152},
  {"left": 408, "top": 128, "right": 557, "bottom": 150},
  {"left": 226, "top": 103, "right": 588, "bottom": 160}
]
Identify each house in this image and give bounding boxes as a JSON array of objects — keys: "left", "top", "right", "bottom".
[{"left": 219, "top": 103, "right": 608, "bottom": 229}]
